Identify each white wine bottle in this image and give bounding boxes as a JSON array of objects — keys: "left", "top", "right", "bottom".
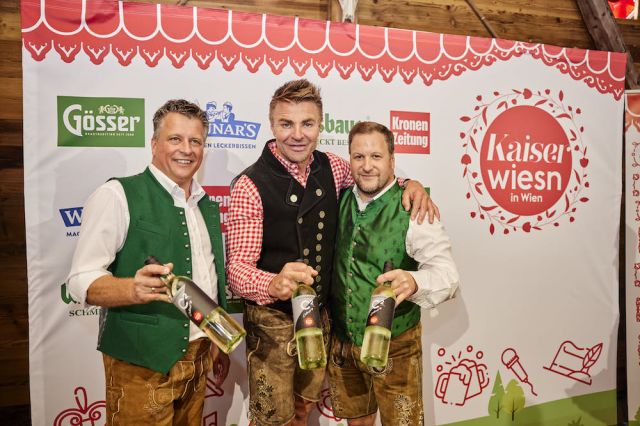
[
  {"left": 145, "top": 256, "right": 246, "bottom": 354},
  {"left": 360, "top": 261, "right": 395, "bottom": 368},
  {"left": 292, "top": 278, "right": 326, "bottom": 369}
]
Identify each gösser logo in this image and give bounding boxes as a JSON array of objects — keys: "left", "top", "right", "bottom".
[
  {"left": 389, "top": 111, "right": 430, "bottom": 154},
  {"left": 57, "top": 96, "right": 145, "bottom": 147},
  {"left": 460, "top": 88, "right": 588, "bottom": 234}
]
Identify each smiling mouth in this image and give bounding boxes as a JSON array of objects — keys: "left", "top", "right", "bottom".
[{"left": 175, "top": 159, "right": 193, "bottom": 165}]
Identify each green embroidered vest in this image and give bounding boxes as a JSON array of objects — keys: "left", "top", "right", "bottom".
[
  {"left": 97, "top": 168, "right": 228, "bottom": 374},
  {"left": 331, "top": 183, "right": 420, "bottom": 346}
]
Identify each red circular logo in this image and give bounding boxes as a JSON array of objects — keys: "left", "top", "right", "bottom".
[
  {"left": 193, "top": 311, "right": 203, "bottom": 322},
  {"left": 460, "top": 89, "right": 589, "bottom": 235},
  {"left": 480, "top": 106, "right": 572, "bottom": 215}
]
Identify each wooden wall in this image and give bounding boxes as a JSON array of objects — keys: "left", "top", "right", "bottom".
[{"left": 1, "top": 0, "right": 639, "bottom": 409}]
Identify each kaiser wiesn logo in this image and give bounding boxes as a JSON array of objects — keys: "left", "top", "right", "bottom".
[{"left": 460, "top": 89, "right": 588, "bottom": 234}]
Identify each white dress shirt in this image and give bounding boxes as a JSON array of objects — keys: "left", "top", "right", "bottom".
[
  {"left": 353, "top": 180, "right": 460, "bottom": 309},
  {"left": 68, "top": 164, "right": 217, "bottom": 341}
]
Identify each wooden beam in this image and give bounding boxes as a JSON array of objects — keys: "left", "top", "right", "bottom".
[
  {"left": 575, "top": 0, "right": 639, "bottom": 88},
  {"left": 464, "top": 0, "right": 498, "bottom": 38}
]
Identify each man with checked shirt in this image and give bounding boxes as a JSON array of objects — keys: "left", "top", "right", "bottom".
[{"left": 226, "top": 79, "right": 438, "bottom": 426}]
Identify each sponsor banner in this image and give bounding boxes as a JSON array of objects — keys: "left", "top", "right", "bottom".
[
  {"left": 57, "top": 96, "right": 145, "bottom": 147},
  {"left": 625, "top": 90, "right": 640, "bottom": 425},
  {"left": 22, "top": 1, "right": 625, "bottom": 425},
  {"left": 390, "top": 110, "right": 430, "bottom": 154}
]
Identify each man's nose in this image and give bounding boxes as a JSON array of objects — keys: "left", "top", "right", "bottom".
[{"left": 292, "top": 125, "right": 303, "bottom": 139}]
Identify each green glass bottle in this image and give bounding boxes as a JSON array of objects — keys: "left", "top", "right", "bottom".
[
  {"left": 360, "top": 261, "right": 395, "bottom": 368},
  {"left": 292, "top": 280, "right": 326, "bottom": 369},
  {"left": 145, "top": 256, "right": 246, "bottom": 354}
]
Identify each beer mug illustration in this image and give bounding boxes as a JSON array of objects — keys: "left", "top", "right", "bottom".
[{"left": 435, "top": 359, "right": 490, "bottom": 406}]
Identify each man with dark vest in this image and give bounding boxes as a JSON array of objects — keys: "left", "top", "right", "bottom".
[
  {"left": 226, "top": 79, "right": 436, "bottom": 426},
  {"left": 328, "top": 121, "right": 460, "bottom": 426},
  {"left": 68, "top": 99, "right": 229, "bottom": 425}
]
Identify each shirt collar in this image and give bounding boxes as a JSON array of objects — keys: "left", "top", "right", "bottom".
[
  {"left": 268, "top": 140, "right": 314, "bottom": 180},
  {"left": 353, "top": 178, "right": 396, "bottom": 212},
  {"left": 149, "top": 164, "right": 205, "bottom": 204}
]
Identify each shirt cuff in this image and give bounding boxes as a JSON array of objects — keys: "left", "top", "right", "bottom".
[
  {"left": 68, "top": 270, "right": 111, "bottom": 307},
  {"left": 407, "top": 270, "right": 459, "bottom": 309}
]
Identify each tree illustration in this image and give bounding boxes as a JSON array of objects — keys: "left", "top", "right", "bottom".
[
  {"left": 502, "top": 379, "right": 525, "bottom": 421},
  {"left": 488, "top": 371, "right": 506, "bottom": 418}
]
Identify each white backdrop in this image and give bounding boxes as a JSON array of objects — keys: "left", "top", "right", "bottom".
[
  {"left": 22, "top": 1, "right": 626, "bottom": 425},
  {"left": 625, "top": 90, "right": 640, "bottom": 426}
]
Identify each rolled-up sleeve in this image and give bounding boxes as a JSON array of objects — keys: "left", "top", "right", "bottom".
[
  {"left": 406, "top": 218, "right": 460, "bottom": 309},
  {"left": 67, "top": 181, "right": 128, "bottom": 306}
]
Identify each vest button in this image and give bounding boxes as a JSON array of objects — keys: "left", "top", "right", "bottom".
[
  {"left": 318, "top": 222, "right": 324, "bottom": 230},
  {"left": 347, "top": 288, "right": 352, "bottom": 293},
  {"left": 182, "top": 349, "right": 187, "bottom": 353},
  {"left": 290, "top": 194, "right": 298, "bottom": 203},
  {"left": 184, "top": 323, "right": 189, "bottom": 327},
  {"left": 316, "top": 189, "right": 322, "bottom": 196},
  {"left": 317, "top": 233, "right": 323, "bottom": 241},
  {"left": 303, "top": 248, "right": 310, "bottom": 256},
  {"left": 183, "top": 232, "right": 188, "bottom": 236},
  {"left": 348, "top": 318, "right": 352, "bottom": 323},
  {"left": 315, "top": 255, "right": 321, "bottom": 262},
  {"left": 348, "top": 272, "right": 353, "bottom": 277},
  {"left": 316, "top": 285, "right": 322, "bottom": 291},
  {"left": 348, "top": 304, "right": 353, "bottom": 308},
  {"left": 182, "top": 222, "right": 186, "bottom": 226},
  {"left": 319, "top": 211, "right": 325, "bottom": 218},
  {"left": 297, "top": 217, "right": 303, "bottom": 224},
  {"left": 184, "top": 336, "right": 188, "bottom": 340},
  {"left": 185, "top": 244, "right": 190, "bottom": 248},
  {"left": 315, "top": 276, "right": 321, "bottom": 283},
  {"left": 348, "top": 332, "right": 353, "bottom": 336},
  {"left": 179, "top": 211, "right": 184, "bottom": 215},
  {"left": 315, "top": 265, "right": 321, "bottom": 272},
  {"left": 187, "top": 271, "right": 191, "bottom": 275},
  {"left": 186, "top": 257, "right": 191, "bottom": 261},
  {"left": 316, "top": 244, "right": 322, "bottom": 251}
]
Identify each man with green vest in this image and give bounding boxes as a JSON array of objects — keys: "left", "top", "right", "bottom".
[
  {"left": 328, "top": 121, "right": 460, "bottom": 425},
  {"left": 68, "top": 99, "right": 229, "bottom": 425}
]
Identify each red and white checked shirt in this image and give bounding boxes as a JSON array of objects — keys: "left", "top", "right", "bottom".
[{"left": 226, "top": 141, "right": 353, "bottom": 305}]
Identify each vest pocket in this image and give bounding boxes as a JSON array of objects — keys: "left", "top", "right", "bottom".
[
  {"left": 120, "top": 311, "right": 159, "bottom": 325},
  {"left": 133, "top": 218, "right": 170, "bottom": 237}
]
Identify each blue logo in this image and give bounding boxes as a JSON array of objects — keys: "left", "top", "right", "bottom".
[
  {"left": 59, "top": 207, "right": 83, "bottom": 227},
  {"left": 205, "top": 101, "right": 261, "bottom": 143}
]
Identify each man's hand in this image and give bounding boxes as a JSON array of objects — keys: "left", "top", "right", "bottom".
[
  {"left": 268, "top": 262, "right": 318, "bottom": 301},
  {"left": 401, "top": 180, "right": 440, "bottom": 224},
  {"left": 210, "top": 344, "right": 230, "bottom": 387},
  {"left": 129, "top": 263, "right": 172, "bottom": 304},
  {"left": 376, "top": 269, "right": 418, "bottom": 306}
]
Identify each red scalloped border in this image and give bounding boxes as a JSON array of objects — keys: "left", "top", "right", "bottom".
[{"left": 21, "top": 0, "right": 627, "bottom": 99}]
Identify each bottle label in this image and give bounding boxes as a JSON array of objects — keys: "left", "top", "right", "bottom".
[
  {"left": 366, "top": 295, "right": 395, "bottom": 330},
  {"left": 171, "top": 280, "right": 216, "bottom": 327},
  {"left": 292, "top": 295, "right": 322, "bottom": 331}
]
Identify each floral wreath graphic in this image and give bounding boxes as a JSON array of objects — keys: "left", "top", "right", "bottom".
[{"left": 459, "top": 88, "right": 589, "bottom": 235}]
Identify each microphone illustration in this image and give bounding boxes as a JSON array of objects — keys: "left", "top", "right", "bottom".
[{"left": 501, "top": 348, "right": 537, "bottom": 396}]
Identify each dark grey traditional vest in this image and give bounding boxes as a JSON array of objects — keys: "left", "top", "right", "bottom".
[{"left": 237, "top": 141, "right": 337, "bottom": 314}]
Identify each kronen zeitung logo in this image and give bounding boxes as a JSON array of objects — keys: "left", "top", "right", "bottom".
[
  {"left": 460, "top": 89, "right": 588, "bottom": 234},
  {"left": 390, "top": 111, "right": 430, "bottom": 154},
  {"left": 57, "top": 96, "right": 145, "bottom": 147}
]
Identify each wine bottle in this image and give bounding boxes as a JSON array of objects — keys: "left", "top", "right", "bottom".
[
  {"left": 145, "top": 256, "right": 246, "bottom": 354},
  {"left": 360, "top": 261, "right": 396, "bottom": 368},
  {"left": 292, "top": 277, "right": 326, "bottom": 369}
]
